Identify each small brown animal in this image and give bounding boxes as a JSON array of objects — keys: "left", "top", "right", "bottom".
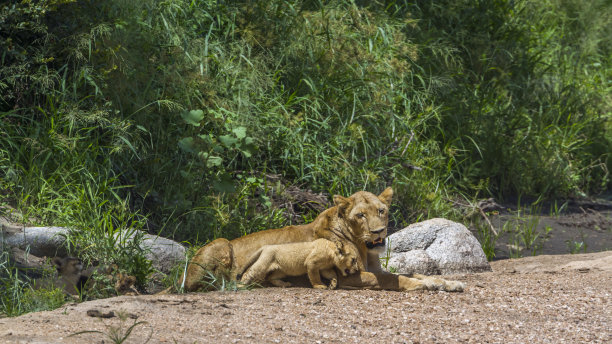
[
  {"left": 114, "top": 272, "right": 139, "bottom": 296},
  {"left": 32, "top": 257, "right": 87, "bottom": 296},
  {"left": 238, "top": 238, "right": 361, "bottom": 289},
  {"left": 43, "top": 259, "right": 138, "bottom": 296}
]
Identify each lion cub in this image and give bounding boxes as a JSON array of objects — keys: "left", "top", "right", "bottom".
[{"left": 238, "top": 239, "right": 361, "bottom": 289}]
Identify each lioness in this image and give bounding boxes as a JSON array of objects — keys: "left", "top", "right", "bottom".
[
  {"left": 238, "top": 239, "right": 361, "bottom": 289},
  {"left": 184, "top": 188, "right": 465, "bottom": 292}
]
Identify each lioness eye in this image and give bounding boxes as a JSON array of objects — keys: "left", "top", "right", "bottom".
[
  {"left": 357, "top": 213, "right": 365, "bottom": 219},
  {"left": 379, "top": 208, "right": 385, "bottom": 215}
]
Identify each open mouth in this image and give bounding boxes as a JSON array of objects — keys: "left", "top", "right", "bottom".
[{"left": 365, "top": 237, "right": 385, "bottom": 249}]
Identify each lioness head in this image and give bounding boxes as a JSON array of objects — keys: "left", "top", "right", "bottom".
[
  {"left": 333, "top": 240, "right": 361, "bottom": 276},
  {"left": 333, "top": 187, "right": 393, "bottom": 250}
]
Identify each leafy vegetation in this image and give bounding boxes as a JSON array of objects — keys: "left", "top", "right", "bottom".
[
  {"left": 0, "top": 0, "right": 610, "bottom": 314},
  {"left": 0, "top": 251, "right": 66, "bottom": 316}
]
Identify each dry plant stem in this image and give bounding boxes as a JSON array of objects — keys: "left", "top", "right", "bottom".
[
  {"left": 448, "top": 198, "right": 498, "bottom": 236},
  {"left": 478, "top": 207, "right": 498, "bottom": 236}
]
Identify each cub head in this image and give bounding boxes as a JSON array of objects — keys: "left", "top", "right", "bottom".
[
  {"left": 333, "top": 240, "right": 362, "bottom": 276},
  {"left": 333, "top": 187, "right": 393, "bottom": 251}
]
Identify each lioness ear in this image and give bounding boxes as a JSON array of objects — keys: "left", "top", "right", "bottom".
[
  {"left": 333, "top": 195, "right": 352, "bottom": 216},
  {"left": 378, "top": 187, "right": 393, "bottom": 207},
  {"left": 334, "top": 240, "right": 345, "bottom": 255}
]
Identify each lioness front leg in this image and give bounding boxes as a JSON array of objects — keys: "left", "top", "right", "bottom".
[
  {"left": 338, "top": 271, "right": 465, "bottom": 292},
  {"left": 411, "top": 274, "right": 465, "bottom": 292},
  {"left": 320, "top": 268, "right": 338, "bottom": 290}
]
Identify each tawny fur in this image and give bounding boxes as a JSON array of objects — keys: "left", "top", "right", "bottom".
[
  {"left": 182, "top": 188, "right": 465, "bottom": 292},
  {"left": 47, "top": 257, "right": 84, "bottom": 295},
  {"left": 238, "top": 239, "right": 361, "bottom": 289}
]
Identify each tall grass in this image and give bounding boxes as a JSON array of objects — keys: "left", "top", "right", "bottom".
[{"left": 409, "top": 0, "right": 611, "bottom": 198}]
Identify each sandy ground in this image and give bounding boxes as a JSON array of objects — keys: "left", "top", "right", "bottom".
[{"left": 0, "top": 251, "right": 610, "bottom": 344}]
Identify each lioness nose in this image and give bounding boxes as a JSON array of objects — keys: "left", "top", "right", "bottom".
[{"left": 371, "top": 227, "right": 385, "bottom": 234}]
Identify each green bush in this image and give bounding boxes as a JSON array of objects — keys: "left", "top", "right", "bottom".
[{"left": 410, "top": 0, "right": 611, "bottom": 197}]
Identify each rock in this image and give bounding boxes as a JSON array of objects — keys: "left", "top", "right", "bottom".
[
  {"left": 381, "top": 218, "right": 491, "bottom": 275},
  {"left": 7, "top": 247, "right": 49, "bottom": 270},
  {"left": 115, "top": 230, "right": 186, "bottom": 273},
  {"left": 385, "top": 249, "right": 439, "bottom": 275},
  {"left": 2, "top": 226, "right": 70, "bottom": 257},
  {"left": 2, "top": 226, "right": 185, "bottom": 273}
]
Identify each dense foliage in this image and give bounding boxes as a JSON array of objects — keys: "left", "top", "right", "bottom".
[{"left": 1, "top": 0, "right": 610, "bottom": 283}]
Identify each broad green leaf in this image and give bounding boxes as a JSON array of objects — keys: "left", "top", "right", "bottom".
[
  {"left": 206, "top": 155, "right": 223, "bottom": 168},
  {"left": 261, "top": 195, "right": 272, "bottom": 208},
  {"left": 213, "top": 145, "right": 225, "bottom": 153},
  {"left": 198, "top": 134, "right": 212, "bottom": 144},
  {"left": 232, "top": 126, "right": 247, "bottom": 139},
  {"left": 178, "top": 137, "right": 196, "bottom": 153},
  {"left": 213, "top": 174, "right": 235, "bottom": 193},
  {"left": 219, "top": 134, "right": 238, "bottom": 147},
  {"left": 181, "top": 110, "right": 204, "bottom": 126},
  {"left": 197, "top": 151, "right": 209, "bottom": 161},
  {"left": 240, "top": 148, "right": 252, "bottom": 158}
]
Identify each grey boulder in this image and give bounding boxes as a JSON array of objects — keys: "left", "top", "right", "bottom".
[
  {"left": 2, "top": 226, "right": 70, "bottom": 257},
  {"left": 381, "top": 218, "right": 491, "bottom": 275},
  {"left": 2, "top": 225, "right": 185, "bottom": 273},
  {"left": 115, "top": 230, "right": 186, "bottom": 273}
]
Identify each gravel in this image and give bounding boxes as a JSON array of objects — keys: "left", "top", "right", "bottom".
[{"left": 1, "top": 252, "right": 610, "bottom": 344}]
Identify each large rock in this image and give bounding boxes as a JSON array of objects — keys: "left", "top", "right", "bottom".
[
  {"left": 385, "top": 249, "right": 440, "bottom": 275},
  {"left": 2, "top": 225, "right": 185, "bottom": 273},
  {"left": 381, "top": 218, "right": 491, "bottom": 275},
  {"left": 115, "top": 230, "right": 186, "bottom": 273},
  {"left": 2, "top": 226, "right": 70, "bottom": 257}
]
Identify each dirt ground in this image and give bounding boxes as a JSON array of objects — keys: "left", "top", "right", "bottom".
[
  {"left": 1, "top": 195, "right": 610, "bottom": 343},
  {"left": 0, "top": 251, "right": 610, "bottom": 344}
]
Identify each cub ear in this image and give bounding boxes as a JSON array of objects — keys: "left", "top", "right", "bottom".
[
  {"left": 334, "top": 195, "right": 352, "bottom": 216},
  {"left": 51, "top": 257, "right": 64, "bottom": 271},
  {"left": 378, "top": 187, "right": 393, "bottom": 207}
]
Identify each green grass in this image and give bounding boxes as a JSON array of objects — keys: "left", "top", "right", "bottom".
[
  {"left": 69, "top": 312, "right": 151, "bottom": 344},
  {"left": 473, "top": 219, "right": 500, "bottom": 261},
  {"left": 0, "top": 251, "right": 67, "bottom": 317}
]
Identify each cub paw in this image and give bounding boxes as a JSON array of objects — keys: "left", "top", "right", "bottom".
[
  {"left": 327, "top": 278, "right": 338, "bottom": 290},
  {"left": 270, "top": 280, "right": 292, "bottom": 288}
]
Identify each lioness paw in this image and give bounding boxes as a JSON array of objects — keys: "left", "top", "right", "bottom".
[
  {"left": 443, "top": 280, "right": 465, "bottom": 292},
  {"left": 312, "top": 284, "right": 327, "bottom": 290}
]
